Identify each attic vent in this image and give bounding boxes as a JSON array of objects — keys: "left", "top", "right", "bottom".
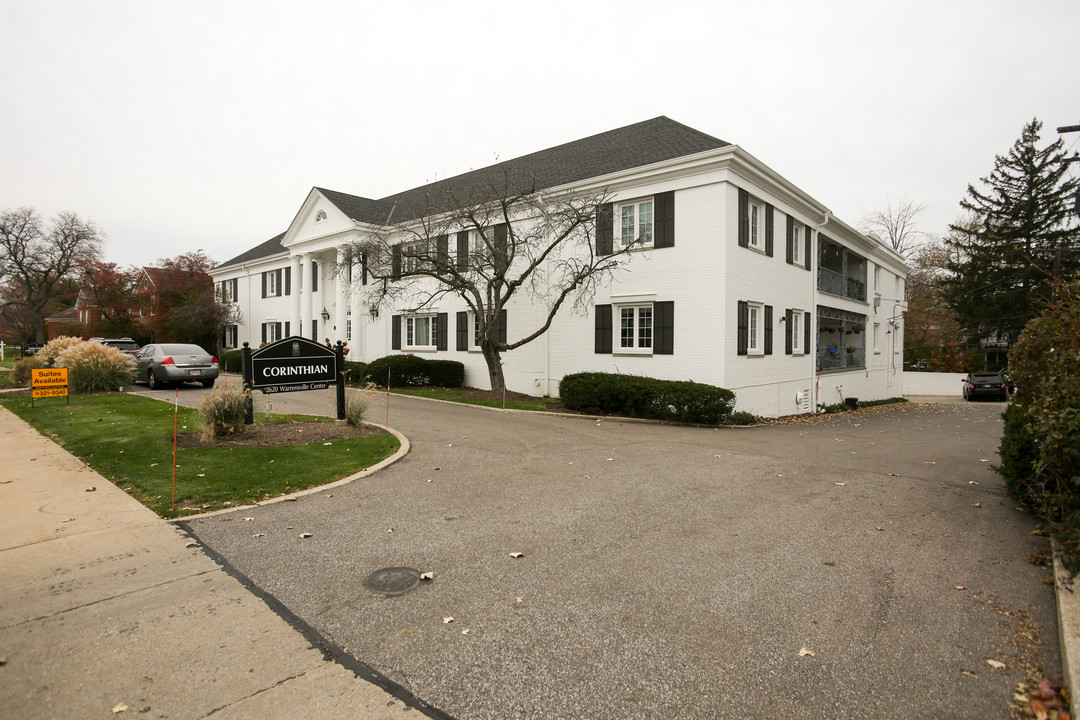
[{"left": 315, "top": 210, "right": 327, "bottom": 222}]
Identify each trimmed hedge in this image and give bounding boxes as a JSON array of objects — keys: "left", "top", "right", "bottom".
[
  {"left": 363, "top": 354, "right": 464, "bottom": 388},
  {"left": 220, "top": 350, "right": 243, "bottom": 373},
  {"left": 559, "top": 372, "right": 736, "bottom": 425},
  {"left": 343, "top": 361, "right": 368, "bottom": 384}
]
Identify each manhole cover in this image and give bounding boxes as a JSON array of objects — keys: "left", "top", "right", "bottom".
[{"left": 365, "top": 567, "right": 421, "bottom": 596}]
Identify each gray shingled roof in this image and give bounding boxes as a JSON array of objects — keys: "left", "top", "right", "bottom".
[{"left": 217, "top": 117, "right": 729, "bottom": 269}]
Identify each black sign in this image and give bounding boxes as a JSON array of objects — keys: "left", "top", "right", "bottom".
[{"left": 249, "top": 336, "right": 336, "bottom": 391}]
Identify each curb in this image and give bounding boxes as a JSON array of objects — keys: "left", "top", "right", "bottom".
[{"left": 1053, "top": 549, "right": 1079, "bottom": 716}]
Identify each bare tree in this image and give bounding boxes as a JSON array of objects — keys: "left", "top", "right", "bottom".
[
  {"left": 0, "top": 208, "right": 103, "bottom": 342},
  {"left": 343, "top": 174, "right": 643, "bottom": 392},
  {"left": 861, "top": 198, "right": 927, "bottom": 258}
]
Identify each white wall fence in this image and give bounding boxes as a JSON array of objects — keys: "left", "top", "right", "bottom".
[{"left": 902, "top": 371, "right": 965, "bottom": 396}]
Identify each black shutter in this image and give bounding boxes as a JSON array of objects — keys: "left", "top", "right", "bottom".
[
  {"left": 595, "top": 304, "right": 612, "bottom": 353},
  {"left": 737, "top": 301, "right": 748, "bottom": 355},
  {"left": 285, "top": 321, "right": 290, "bottom": 337},
  {"left": 311, "top": 262, "right": 318, "bottom": 292},
  {"left": 436, "top": 313, "right": 448, "bottom": 351},
  {"left": 261, "top": 323, "right": 267, "bottom": 343},
  {"left": 765, "top": 204, "right": 774, "bottom": 257},
  {"left": 786, "top": 215, "right": 794, "bottom": 265},
  {"left": 654, "top": 191, "right": 675, "bottom": 248},
  {"left": 804, "top": 227, "right": 812, "bottom": 272},
  {"left": 456, "top": 311, "right": 468, "bottom": 351},
  {"left": 275, "top": 322, "right": 282, "bottom": 341},
  {"left": 261, "top": 272, "right": 267, "bottom": 298},
  {"left": 361, "top": 253, "right": 368, "bottom": 285},
  {"left": 494, "top": 223, "right": 508, "bottom": 270},
  {"left": 391, "top": 315, "right": 401, "bottom": 350},
  {"left": 804, "top": 311, "right": 812, "bottom": 355},
  {"left": 764, "top": 305, "right": 773, "bottom": 355},
  {"left": 312, "top": 319, "right": 317, "bottom": 341},
  {"left": 738, "top": 189, "right": 749, "bottom": 248},
  {"left": 785, "top": 309, "right": 793, "bottom": 355},
  {"left": 232, "top": 278, "right": 238, "bottom": 301},
  {"left": 284, "top": 266, "right": 291, "bottom": 295},
  {"left": 654, "top": 301, "right": 674, "bottom": 354},
  {"left": 596, "top": 203, "right": 613, "bottom": 255},
  {"left": 391, "top": 245, "right": 402, "bottom": 278},
  {"left": 456, "top": 231, "right": 469, "bottom": 271},
  {"left": 437, "top": 235, "right": 449, "bottom": 266},
  {"left": 498, "top": 309, "right": 507, "bottom": 345}
]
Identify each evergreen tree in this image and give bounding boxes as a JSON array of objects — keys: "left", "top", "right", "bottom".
[{"left": 942, "top": 118, "right": 1079, "bottom": 360}]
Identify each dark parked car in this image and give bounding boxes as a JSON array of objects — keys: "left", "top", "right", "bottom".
[
  {"left": 22, "top": 343, "right": 42, "bottom": 356},
  {"left": 132, "top": 343, "right": 219, "bottom": 389},
  {"left": 962, "top": 372, "right": 1009, "bottom": 401},
  {"left": 90, "top": 337, "right": 140, "bottom": 356}
]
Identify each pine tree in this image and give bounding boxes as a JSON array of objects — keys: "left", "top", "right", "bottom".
[{"left": 942, "top": 118, "right": 1079, "bottom": 363}]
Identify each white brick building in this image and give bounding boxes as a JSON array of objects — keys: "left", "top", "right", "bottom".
[{"left": 212, "top": 117, "right": 907, "bottom": 417}]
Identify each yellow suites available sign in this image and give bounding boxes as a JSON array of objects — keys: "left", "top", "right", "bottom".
[{"left": 31, "top": 368, "right": 68, "bottom": 397}]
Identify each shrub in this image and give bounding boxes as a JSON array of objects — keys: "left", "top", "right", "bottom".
[
  {"left": 363, "top": 354, "right": 464, "bottom": 388},
  {"left": 345, "top": 393, "right": 369, "bottom": 427},
  {"left": 54, "top": 342, "right": 135, "bottom": 394},
  {"left": 1001, "top": 280, "right": 1080, "bottom": 573},
  {"left": 197, "top": 383, "right": 251, "bottom": 438},
  {"left": 728, "top": 411, "right": 757, "bottom": 426},
  {"left": 220, "top": 350, "right": 244, "bottom": 373},
  {"left": 997, "top": 402, "right": 1038, "bottom": 511},
  {"left": 37, "top": 336, "right": 84, "bottom": 367},
  {"left": 12, "top": 357, "right": 46, "bottom": 385},
  {"left": 343, "top": 361, "right": 368, "bottom": 384},
  {"left": 559, "top": 372, "right": 736, "bottom": 425},
  {"left": 426, "top": 359, "right": 465, "bottom": 388}
]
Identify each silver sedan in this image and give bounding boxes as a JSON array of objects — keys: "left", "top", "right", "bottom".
[{"left": 132, "top": 343, "right": 219, "bottom": 389}]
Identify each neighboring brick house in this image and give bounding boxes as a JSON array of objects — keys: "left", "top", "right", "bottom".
[{"left": 211, "top": 117, "right": 908, "bottom": 416}]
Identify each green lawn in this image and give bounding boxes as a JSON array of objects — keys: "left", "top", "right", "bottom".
[
  {"left": 1, "top": 393, "right": 399, "bottom": 518},
  {"left": 389, "top": 386, "right": 557, "bottom": 412}
]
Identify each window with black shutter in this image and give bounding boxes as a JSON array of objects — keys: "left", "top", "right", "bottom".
[
  {"left": 804, "top": 311, "right": 812, "bottom": 353},
  {"left": 785, "top": 309, "right": 794, "bottom": 354},
  {"left": 764, "top": 305, "right": 773, "bottom": 355},
  {"left": 738, "top": 189, "right": 749, "bottom": 248},
  {"left": 654, "top": 301, "right": 674, "bottom": 354},
  {"left": 391, "top": 315, "right": 401, "bottom": 350},
  {"left": 456, "top": 231, "right": 469, "bottom": 271},
  {"left": 456, "top": 312, "right": 468, "bottom": 351},
  {"left": 498, "top": 309, "right": 507, "bottom": 345},
  {"left": 654, "top": 191, "right": 675, "bottom": 248},
  {"left": 786, "top": 214, "right": 795, "bottom": 265},
  {"left": 765, "top": 204, "right": 774, "bottom": 257},
  {"left": 437, "top": 235, "right": 449, "bottom": 266},
  {"left": 737, "top": 301, "right": 748, "bottom": 355},
  {"left": 437, "top": 313, "right": 448, "bottom": 351},
  {"left": 804, "top": 227, "right": 812, "bottom": 272},
  {"left": 261, "top": 271, "right": 267, "bottom": 298},
  {"left": 284, "top": 267, "right": 291, "bottom": 296}
]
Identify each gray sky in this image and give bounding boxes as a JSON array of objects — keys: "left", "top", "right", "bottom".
[{"left": 2, "top": 0, "right": 1077, "bottom": 269}]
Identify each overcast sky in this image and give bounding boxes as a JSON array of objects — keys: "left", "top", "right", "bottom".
[{"left": 2, "top": 0, "right": 1077, "bottom": 269}]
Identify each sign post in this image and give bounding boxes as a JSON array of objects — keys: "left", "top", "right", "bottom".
[
  {"left": 241, "top": 336, "right": 344, "bottom": 424},
  {"left": 31, "top": 368, "right": 69, "bottom": 407}
]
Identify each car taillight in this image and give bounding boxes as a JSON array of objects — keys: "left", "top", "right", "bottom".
[
  {"left": 212, "top": 356, "right": 218, "bottom": 364},
  {"left": 161, "top": 357, "right": 175, "bottom": 365}
]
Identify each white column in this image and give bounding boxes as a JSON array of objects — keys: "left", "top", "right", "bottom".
[
  {"left": 289, "top": 255, "right": 301, "bottom": 337},
  {"left": 349, "top": 254, "right": 363, "bottom": 360},
  {"left": 302, "top": 254, "right": 314, "bottom": 339},
  {"left": 334, "top": 246, "right": 347, "bottom": 346}
]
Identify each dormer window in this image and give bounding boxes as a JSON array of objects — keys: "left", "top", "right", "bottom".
[{"left": 315, "top": 210, "right": 327, "bottom": 223}]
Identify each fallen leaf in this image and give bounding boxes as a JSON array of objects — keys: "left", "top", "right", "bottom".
[
  {"left": 509, "top": 552, "right": 524, "bottom": 558},
  {"left": 969, "top": 481, "right": 979, "bottom": 485},
  {"left": 973, "top": 503, "right": 982, "bottom": 508},
  {"left": 150, "top": 463, "right": 158, "bottom": 467},
  {"left": 284, "top": 497, "right": 297, "bottom": 502},
  {"left": 442, "top": 616, "right": 454, "bottom": 624},
  {"left": 875, "top": 527, "right": 884, "bottom": 531},
  {"left": 197, "top": 473, "right": 205, "bottom": 477},
  {"left": 606, "top": 458, "right": 614, "bottom": 461},
  {"left": 986, "top": 659, "right": 1006, "bottom": 669},
  {"left": 185, "top": 541, "right": 198, "bottom": 548},
  {"left": 461, "top": 629, "right": 470, "bottom": 635},
  {"left": 387, "top": 528, "right": 394, "bottom": 533},
  {"left": 1030, "top": 698, "right": 1048, "bottom": 720},
  {"left": 420, "top": 572, "right": 434, "bottom": 581},
  {"left": 961, "top": 670, "right": 979, "bottom": 678},
  {"left": 515, "top": 597, "right": 524, "bottom": 603},
  {"left": 112, "top": 703, "right": 128, "bottom": 714},
  {"left": 979, "top": 459, "right": 989, "bottom": 463},
  {"left": 715, "top": 665, "right": 725, "bottom": 677},
  {"left": 955, "top": 585, "right": 967, "bottom": 590},
  {"left": 834, "top": 482, "right": 846, "bottom": 486},
  {"left": 834, "top": 438, "right": 844, "bottom": 442},
  {"left": 322, "top": 442, "right": 332, "bottom": 446},
  {"left": 299, "top": 532, "right": 313, "bottom": 539},
  {"left": 252, "top": 533, "right": 265, "bottom": 537},
  {"left": 447, "top": 443, "right": 453, "bottom": 448},
  {"left": 245, "top": 517, "right": 254, "bottom": 522},
  {"left": 799, "top": 647, "right": 815, "bottom": 657},
  {"left": 86, "top": 486, "right": 96, "bottom": 492},
  {"left": 888, "top": 473, "right": 899, "bottom": 476},
  {"left": 63, "top": 517, "right": 76, "bottom": 523}
]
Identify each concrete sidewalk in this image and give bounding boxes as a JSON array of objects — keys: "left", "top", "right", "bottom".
[{"left": 0, "top": 404, "right": 423, "bottom": 720}]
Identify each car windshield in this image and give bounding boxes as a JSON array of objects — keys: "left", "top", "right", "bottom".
[
  {"left": 972, "top": 373, "right": 1002, "bottom": 380},
  {"left": 160, "top": 344, "right": 208, "bottom": 356},
  {"left": 106, "top": 341, "right": 139, "bottom": 351}
]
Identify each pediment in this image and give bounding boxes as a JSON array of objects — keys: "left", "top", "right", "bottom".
[{"left": 281, "top": 188, "right": 355, "bottom": 248}]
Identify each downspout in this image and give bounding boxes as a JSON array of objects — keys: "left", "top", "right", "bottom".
[{"left": 812, "top": 211, "right": 831, "bottom": 412}]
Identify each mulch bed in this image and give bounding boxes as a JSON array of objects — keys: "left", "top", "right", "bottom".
[{"left": 176, "top": 421, "right": 383, "bottom": 448}]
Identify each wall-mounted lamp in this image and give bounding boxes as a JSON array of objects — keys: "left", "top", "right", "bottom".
[{"left": 321, "top": 307, "right": 330, "bottom": 322}]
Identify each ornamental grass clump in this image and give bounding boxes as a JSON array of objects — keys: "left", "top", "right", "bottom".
[
  {"left": 197, "top": 383, "right": 251, "bottom": 438},
  {"left": 54, "top": 342, "right": 135, "bottom": 394},
  {"left": 345, "top": 393, "right": 368, "bottom": 427},
  {"left": 12, "top": 356, "right": 46, "bottom": 385},
  {"left": 37, "top": 336, "right": 84, "bottom": 367}
]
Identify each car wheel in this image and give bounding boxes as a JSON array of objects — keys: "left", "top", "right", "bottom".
[
  {"left": 148, "top": 371, "right": 160, "bottom": 390},
  {"left": 202, "top": 379, "right": 216, "bottom": 388}
]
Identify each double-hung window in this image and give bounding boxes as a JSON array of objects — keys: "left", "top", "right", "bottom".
[
  {"left": 267, "top": 271, "right": 279, "bottom": 296},
  {"left": 473, "top": 229, "right": 494, "bottom": 265},
  {"left": 402, "top": 240, "right": 429, "bottom": 275},
  {"left": 790, "top": 220, "right": 802, "bottom": 265},
  {"left": 747, "top": 302, "right": 765, "bottom": 355},
  {"left": 791, "top": 311, "right": 802, "bottom": 354},
  {"left": 619, "top": 199, "right": 653, "bottom": 248},
  {"left": 405, "top": 314, "right": 437, "bottom": 350},
  {"left": 747, "top": 198, "right": 764, "bottom": 250},
  {"left": 618, "top": 304, "right": 653, "bottom": 353}
]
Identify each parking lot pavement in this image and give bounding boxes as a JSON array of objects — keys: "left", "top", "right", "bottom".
[{"left": 178, "top": 392, "right": 1058, "bottom": 720}]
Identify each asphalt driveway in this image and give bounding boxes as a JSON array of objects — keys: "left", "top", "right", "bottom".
[{"left": 172, "top": 387, "right": 1055, "bottom": 720}]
